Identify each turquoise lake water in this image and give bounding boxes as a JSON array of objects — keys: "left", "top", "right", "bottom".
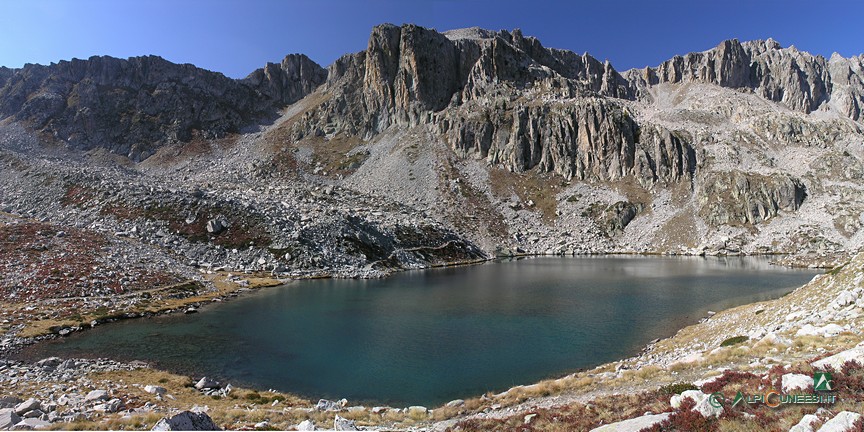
[{"left": 21, "top": 256, "right": 819, "bottom": 406}]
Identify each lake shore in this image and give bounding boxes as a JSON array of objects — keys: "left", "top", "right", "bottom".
[
  {"left": 4, "top": 253, "right": 863, "bottom": 430},
  {"left": 5, "top": 249, "right": 827, "bottom": 347}
]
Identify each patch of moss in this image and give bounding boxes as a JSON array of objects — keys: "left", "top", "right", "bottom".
[
  {"left": 581, "top": 202, "right": 605, "bottom": 218},
  {"left": 658, "top": 382, "right": 700, "bottom": 395},
  {"left": 720, "top": 335, "right": 749, "bottom": 347},
  {"left": 828, "top": 263, "right": 847, "bottom": 276}
]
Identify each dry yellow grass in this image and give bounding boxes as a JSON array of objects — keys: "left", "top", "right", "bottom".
[
  {"left": 717, "top": 419, "right": 778, "bottom": 432},
  {"left": 18, "top": 317, "right": 85, "bottom": 338},
  {"left": 305, "top": 134, "right": 366, "bottom": 177},
  {"left": 489, "top": 167, "right": 564, "bottom": 224},
  {"left": 48, "top": 413, "right": 163, "bottom": 431},
  {"left": 15, "top": 274, "right": 283, "bottom": 338},
  {"left": 52, "top": 368, "right": 318, "bottom": 430}
]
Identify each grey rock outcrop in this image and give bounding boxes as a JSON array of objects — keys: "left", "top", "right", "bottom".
[
  {"left": 205, "top": 219, "right": 225, "bottom": 235},
  {"left": 10, "top": 418, "right": 49, "bottom": 430},
  {"left": 811, "top": 346, "right": 864, "bottom": 370},
  {"left": 441, "top": 101, "right": 695, "bottom": 185},
  {"left": 144, "top": 385, "right": 167, "bottom": 396},
  {"left": 600, "top": 201, "right": 644, "bottom": 236},
  {"left": 827, "top": 53, "right": 864, "bottom": 121},
  {"left": 0, "top": 398, "right": 21, "bottom": 410},
  {"left": 12, "top": 399, "right": 39, "bottom": 416},
  {"left": 333, "top": 415, "right": 359, "bottom": 431},
  {"left": 443, "top": 100, "right": 637, "bottom": 181},
  {"left": 193, "top": 377, "right": 220, "bottom": 391},
  {"left": 0, "top": 409, "right": 21, "bottom": 430},
  {"left": 816, "top": 411, "right": 862, "bottom": 432},
  {"left": 296, "top": 419, "right": 316, "bottom": 431},
  {"left": 589, "top": 412, "right": 672, "bottom": 432},
  {"left": 84, "top": 390, "right": 108, "bottom": 403},
  {"left": 315, "top": 399, "right": 342, "bottom": 412},
  {"left": 151, "top": 411, "right": 220, "bottom": 431},
  {"left": 789, "top": 414, "right": 820, "bottom": 432},
  {"left": 697, "top": 171, "right": 806, "bottom": 226},
  {"left": 93, "top": 398, "right": 123, "bottom": 413}
]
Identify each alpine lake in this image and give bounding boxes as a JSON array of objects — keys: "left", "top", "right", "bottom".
[{"left": 20, "top": 256, "right": 820, "bottom": 407}]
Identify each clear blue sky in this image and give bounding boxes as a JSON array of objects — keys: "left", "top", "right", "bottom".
[{"left": 1, "top": 0, "right": 862, "bottom": 79}]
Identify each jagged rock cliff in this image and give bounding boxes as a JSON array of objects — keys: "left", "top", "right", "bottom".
[
  {"left": 283, "top": 25, "right": 863, "bottom": 210},
  {"left": 285, "top": 24, "right": 862, "bottom": 258},
  {"left": 290, "top": 24, "right": 634, "bottom": 136},
  {"left": 290, "top": 24, "right": 692, "bottom": 186},
  {"left": 299, "top": 26, "right": 864, "bottom": 153},
  {"left": 243, "top": 54, "right": 327, "bottom": 105},
  {"left": 438, "top": 100, "right": 696, "bottom": 185}
]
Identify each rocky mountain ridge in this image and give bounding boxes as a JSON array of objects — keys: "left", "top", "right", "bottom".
[
  {"left": 631, "top": 38, "right": 864, "bottom": 120},
  {"left": 1, "top": 24, "right": 863, "bottom": 286},
  {"left": 1, "top": 25, "right": 861, "bottom": 159},
  {"left": 0, "top": 53, "right": 325, "bottom": 161}
]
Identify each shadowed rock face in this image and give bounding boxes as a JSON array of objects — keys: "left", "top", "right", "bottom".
[
  {"left": 0, "top": 67, "right": 11, "bottom": 89},
  {"left": 0, "top": 54, "right": 325, "bottom": 161},
  {"left": 243, "top": 54, "right": 327, "bottom": 105}
]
